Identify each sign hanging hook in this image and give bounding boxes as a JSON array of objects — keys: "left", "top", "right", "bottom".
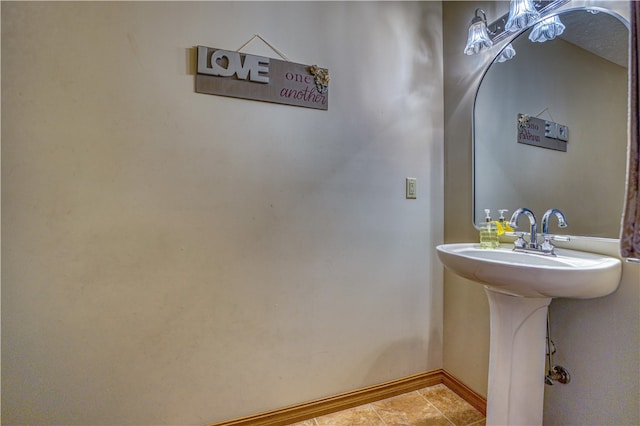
[{"left": 236, "top": 34, "right": 290, "bottom": 62}]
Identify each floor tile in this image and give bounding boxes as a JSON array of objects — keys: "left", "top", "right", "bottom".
[
  {"left": 315, "top": 404, "right": 385, "bottom": 425},
  {"left": 418, "top": 385, "right": 484, "bottom": 426},
  {"left": 372, "top": 391, "right": 453, "bottom": 426},
  {"left": 286, "top": 384, "right": 485, "bottom": 426}
]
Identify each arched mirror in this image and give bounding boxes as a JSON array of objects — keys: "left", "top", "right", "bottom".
[{"left": 473, "top": 7, "right": 629, "bottom": 238}]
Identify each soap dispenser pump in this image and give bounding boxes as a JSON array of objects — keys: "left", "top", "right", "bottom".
[
  {"left": 480, "top": 209, "right": 499, "bottom": 249},
  {"left": 498, "top": 209, "right": 514, "bottom": 233}
]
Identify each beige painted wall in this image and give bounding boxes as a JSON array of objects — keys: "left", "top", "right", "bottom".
[
  {"left": 1, "top": 2, "right": 444, "bottom": 424},
  {"left": 443, "top": 1, "right": 639, "bottom": 424}
]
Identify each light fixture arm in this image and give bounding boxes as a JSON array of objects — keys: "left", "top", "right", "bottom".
[{"left": 472, "top": 8, "right": 489, "bottom": 27}]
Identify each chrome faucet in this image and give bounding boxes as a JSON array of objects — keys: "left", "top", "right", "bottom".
[
  {"left": 541, "top": 209, "right": 568, "bottom": 234},
  {"left": 509, "top": 207, "right": 538, "bottom": 249},
  {"left": 540, "top": 209, "right": 568, "bottom": 255}
]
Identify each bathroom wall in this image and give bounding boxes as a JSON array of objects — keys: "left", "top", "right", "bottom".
[
  {"left": 1, "top": 2, "right": 444, "bottom": 424},
  {"left": 443, "top": 1, "right": 640, "bottom": 424}
]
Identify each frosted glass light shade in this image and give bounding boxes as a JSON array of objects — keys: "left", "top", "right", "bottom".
[
  {"left": 529, "top": 15, "right": 566, "bottom": 42},
  {"left": 496, "top": 43, "right": 517, "bottom": 63},
  {"left": 505, "top": 0, "right": 540, "bottom": 32},
  {"left": 464, "top": 19, "right": 493, "bottom": 55}
]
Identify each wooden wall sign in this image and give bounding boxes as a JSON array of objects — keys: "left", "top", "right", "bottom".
[
  {"left": 517, "top": 113, "right": 568, "bottom": 152},
  {"left": 196, "top": 46, "right": 328, "bottom": 110}
]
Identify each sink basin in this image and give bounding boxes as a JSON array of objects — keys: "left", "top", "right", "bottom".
[{"left": 436, "top": 243, "right": 621, "bottom": 298}]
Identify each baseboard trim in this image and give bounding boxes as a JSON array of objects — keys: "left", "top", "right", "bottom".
[
  {"left": 208, "top": 369, "right": 486, "bottom": 426},
  {"left": 440, "top": 370, "right": 487, "bottom": 416}
]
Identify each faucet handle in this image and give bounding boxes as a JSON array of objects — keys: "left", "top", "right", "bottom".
[
  {"left": 540, "top": 234, "right": 570, "bottom": 255},
  {"left": 541, "top": 236, "right": 555, "bottom": 255},
  {"left": 514, "top": 233, "right": 528, "bottom": 249}
]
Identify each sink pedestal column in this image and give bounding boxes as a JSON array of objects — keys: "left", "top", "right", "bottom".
[{"left": 484, "top": 288, "right": 552, "bottom": 426}]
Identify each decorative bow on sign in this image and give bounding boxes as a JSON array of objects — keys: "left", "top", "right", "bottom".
[{"left": 308, "top": 65, "right": 330, "bottom": 94}]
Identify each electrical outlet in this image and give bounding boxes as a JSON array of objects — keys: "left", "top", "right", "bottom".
[{"left": 406, "top": 177, "right": 417, "bottom": 199}]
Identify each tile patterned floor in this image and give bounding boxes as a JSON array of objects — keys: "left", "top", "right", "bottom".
[{"left": 288, "top": 384, "right": 485, "bottom": 426}]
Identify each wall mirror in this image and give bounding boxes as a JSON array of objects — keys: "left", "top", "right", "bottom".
[{"left": 473, "top": 7, "right": 629, "bottom": 238}]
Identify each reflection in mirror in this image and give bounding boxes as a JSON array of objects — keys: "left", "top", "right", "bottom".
[{"left": 473, "top": 8, "right": 629, "bottom": 238}]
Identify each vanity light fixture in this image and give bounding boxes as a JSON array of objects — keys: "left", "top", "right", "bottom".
[
  {"left": 464, "top": 8, "right": 493, "bottom": 55},
  {"left": 465, "top": 0, "right": 570, "bottom": 55},
  {"left": 496, "top": 43, "right": 517, "bottom": 62},
  {"left": 529, "top": 15, "right": 566, "bottom": 42},
  {"left": 505, "top": 0, "right": 541, "bottom": 32}
]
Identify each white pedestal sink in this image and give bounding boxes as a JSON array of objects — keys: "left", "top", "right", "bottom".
[{"left": 437, "top": 243, "right": 622, "bottom": 426}]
